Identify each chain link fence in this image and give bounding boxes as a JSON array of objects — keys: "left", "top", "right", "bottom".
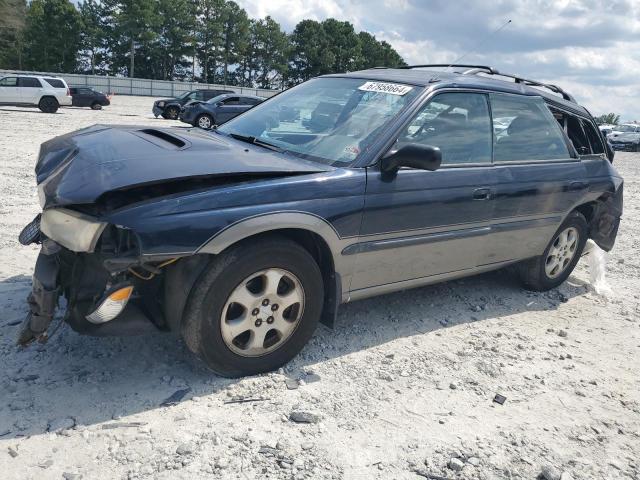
[{"left": 0, "top": 69, "right": 279, "bottom": 99}]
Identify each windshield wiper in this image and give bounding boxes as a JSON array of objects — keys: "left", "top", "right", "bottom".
[{"left": 228, "top": 132, "right": 284, "bottom": 153}]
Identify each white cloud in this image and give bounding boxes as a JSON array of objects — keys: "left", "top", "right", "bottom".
[{"left": 235, "top": 0, "right": 640, "bottom": 119}]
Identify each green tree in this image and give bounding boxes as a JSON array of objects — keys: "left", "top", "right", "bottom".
[
  {"left": 244, "top": 16, "right": 288, "bottom": 88},
  {"left": 103, "top": 0, "right": 158, "bottom": 77},
  {"left": 0, "top": 0, "right": 27, "bottom": 69},
  {"left": 23, "top": 0, "right": 81, "bottom": 72},
  {"left": 320, "top": 19, "right": 362, "bottom": 73},
  {"left": 195, "top": 0, "right": 224, "bottom": 83},
  {"left": 151, "top": 0, "right": 196, "bottom": 79},
  {"left": 594, "top": 113, "right": 620, "bottom": 125},
  {"left": 288, "top": 19, "right": 335, "bottom": 84},
  {"left": 357, "top": 31, "right": 406, "bottom": 69},
  {"left": 219, "top": 1, "right": 249, "bottom": 85},
  {"left": 78, "top": 0, "right": 108, "bottom": 74}
]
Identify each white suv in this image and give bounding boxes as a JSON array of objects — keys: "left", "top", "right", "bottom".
[{"left": 0, "top": 74, "right": 72, "bottom": 113}]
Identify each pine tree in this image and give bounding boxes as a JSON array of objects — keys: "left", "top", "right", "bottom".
[{"left": 23, "top": 0, "right": 82, "bottom": 72}]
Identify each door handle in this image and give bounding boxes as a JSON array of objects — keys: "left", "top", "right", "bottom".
[{"left": 473, "top": 188, "right": 492, "bottom": 200}]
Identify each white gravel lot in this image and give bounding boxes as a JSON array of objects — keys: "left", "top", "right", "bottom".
[{"left": 0, "top": 96, "right": 639, "bottom": 480}]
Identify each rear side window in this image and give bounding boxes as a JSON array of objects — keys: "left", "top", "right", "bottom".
[
  {"left": 0, "top": 77, "right": 17, "bottom": 86},
  {"left": 581, "top": 119, "right": 605, "bottom": 154},
  {"left": 491, "top": 94, "right": 570, "bottom": 162},
  {"left": 396, "top": 92, "right": 492, "bottom": 165},
  {"left": 19, "top": 77, "right": 42, "bottom": 88},
  {"left": 44, "top": 78, "right": 65, "bottom": 88},
  {"left": 222, "top": 97, "right": 240, "bottom": 105},
  {"left": 566, "top": 115, "right": 590, "bottom": 155}
]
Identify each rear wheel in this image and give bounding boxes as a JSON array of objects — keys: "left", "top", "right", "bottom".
[
  {"left": 181, "top": 237, "right": 324, "bottom": 377},
  {"left": 519, "top": 211, "right": 588, "bottom": 291},
  {"left": 196, "top": 114, "right": 213, "bottom": 129},
  {"left": 163, "top": 106, "right": 179, "bottom": 120},
  {"left": 38, "top": 97, "right": 59, "bottom": 113},
  {"left": 90, "top": 102, "right": 102, "bottom": 110}
]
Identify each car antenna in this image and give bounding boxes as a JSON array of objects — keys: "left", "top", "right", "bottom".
[{"left": 445, "top": 19, "right": 512, "bottom": 71}]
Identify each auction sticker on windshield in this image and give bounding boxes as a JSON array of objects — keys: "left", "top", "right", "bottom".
[{"left": 358, "top": 81, "right": 413, "bottom": 96}]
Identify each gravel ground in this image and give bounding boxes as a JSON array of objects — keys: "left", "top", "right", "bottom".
[{"left": 0, "top": 97, "right": 639, "bottom": 480}]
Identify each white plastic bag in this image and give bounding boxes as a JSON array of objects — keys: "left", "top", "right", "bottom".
[{"left": 584, "top": 239, "right": 612, "bottom": 297}]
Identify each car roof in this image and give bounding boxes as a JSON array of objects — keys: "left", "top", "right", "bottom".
[
  {"left": 1, "top": 74, "right": 64, "bottom": 79},
  {"left": 214, "top": 93, "right": 263, "bottom": 100},
  {"left": 323, "top": 67, "right": 590, "bottom": 116}
]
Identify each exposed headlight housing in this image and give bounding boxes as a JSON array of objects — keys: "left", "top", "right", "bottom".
[
  {"left": 86, "top": 285, "right": 133, "bottom": 324},
  {"left": 40, "top": 208, "right": 107, "bottom": 252}
]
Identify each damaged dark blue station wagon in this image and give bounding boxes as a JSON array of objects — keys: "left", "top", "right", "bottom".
[{"left": 19, "top": 65, "right": 623, "bottom": 377}]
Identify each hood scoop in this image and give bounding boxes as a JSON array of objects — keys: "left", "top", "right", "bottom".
[{"left": 136, "top": 129, "right": 188, "bottom": 149}]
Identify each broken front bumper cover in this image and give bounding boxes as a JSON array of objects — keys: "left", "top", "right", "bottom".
[{"left": 17, "top": 214, "right": 160, "bottom": 345}]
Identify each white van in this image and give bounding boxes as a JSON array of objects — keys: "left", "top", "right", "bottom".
[{"left": 0, "top": 74, "right": 72, "bottom": 113}]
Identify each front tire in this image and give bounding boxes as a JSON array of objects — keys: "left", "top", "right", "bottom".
[
  {"left": 196, "top": 113, "right": 213, "bottom": 129},
  {"left": 519, "top": 211, "right": 588, "bottom": 291},
  {"left": 38, "top": 97, "right": 59, "bottom": 113},
  {"left": 91, "top": 102, "right": 102, "bottom": 110},
  {"left": 181, "top": 236, "right": 324, "bottom": 377}
]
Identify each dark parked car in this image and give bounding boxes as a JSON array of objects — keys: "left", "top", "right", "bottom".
[
  {"left": 18, "top": 65, "right": 623, "bottom": 377},
  {"left": 179, "top": 94, "right": 264, "bottom": 129},
  {"left": 69, "top": 86, "right": 110, "bottom": 110},
  {"left": 152, "top": 89, "right": 235, "bottom": 119},
  {"left": 608, "top": 132, "right": 640, "bottom": 152}
]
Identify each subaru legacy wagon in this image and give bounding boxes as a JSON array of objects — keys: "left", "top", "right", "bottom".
[{"left": 18, "top": 65, "right": 623, "bottom": 377}]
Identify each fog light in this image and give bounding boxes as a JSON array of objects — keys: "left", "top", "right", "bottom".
[{"left": 86, "top": 286, "right": 133, "bottom": 324}]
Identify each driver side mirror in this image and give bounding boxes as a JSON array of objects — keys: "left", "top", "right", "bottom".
[{"left": 380, "top": 143, "right": 442, "bottom": 174}]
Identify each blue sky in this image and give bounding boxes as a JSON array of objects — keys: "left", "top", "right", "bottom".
[{"left": 237, "top": 0, "right": 640, "bottom": 120}]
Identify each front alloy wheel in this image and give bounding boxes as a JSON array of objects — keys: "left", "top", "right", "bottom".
[
  {"left": 221, "top": 268, "right": 304, "bottom": 357},
  {"left": 196, "top": 114, "right": 213, "bottom": 129},
  {"left": 181, "top": 236, "right": 324, "bottom": 377}
]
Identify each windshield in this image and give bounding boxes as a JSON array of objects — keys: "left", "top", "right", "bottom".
[
  {"left": 177, "top": 91, "right": 194, "bottom": 99},
  {"left": 617, "top": 124, "right": 638, "bottom": 132},
  {"left": 217, "top": 77, "right": 422, "bottom": 165}
]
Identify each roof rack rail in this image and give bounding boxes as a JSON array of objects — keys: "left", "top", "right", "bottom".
[
  {"left": 398, "top": 64, "right": 575, "bottom": 103},
  {"left": 400, "top": 64, "right": 498, "bottom": 74},
  {"left": 469, "top": 69, "right": 575, "bottom": 103}
]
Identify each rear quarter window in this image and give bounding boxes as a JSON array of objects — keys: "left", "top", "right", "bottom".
[
  {"left": 581, "top": 119, "right": 605, "bottom": 154},
  {"left": 43, "top": 78, "right": 65, "bottom": 88}
]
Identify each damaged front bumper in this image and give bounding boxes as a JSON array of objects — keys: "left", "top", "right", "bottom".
[{"left": 17, "top": 214, "right": 167, "bottom": 345}]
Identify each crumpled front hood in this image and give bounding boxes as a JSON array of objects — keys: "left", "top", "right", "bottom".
[{"left": 36, "top": 125, "right": 331, "bottom": 209}]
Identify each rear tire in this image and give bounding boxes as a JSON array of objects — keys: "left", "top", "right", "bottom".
[
  {"left": 38, "top": 97, "right": 59, "bottom": 113},
  {"left": 181, "top": 236, "right": 324, "bottom": 377},
  {"left": 163, "top": 106, "right": 179, "bottom": 120},
  {"left": 90, "top": 102, "right": 102, "bottom": 110},
  {"left": 518, "top": 211, "right": 588, "bottom": 291},
  {"left": 196, "top": 114, "right": 213, "bottom": 129}
]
